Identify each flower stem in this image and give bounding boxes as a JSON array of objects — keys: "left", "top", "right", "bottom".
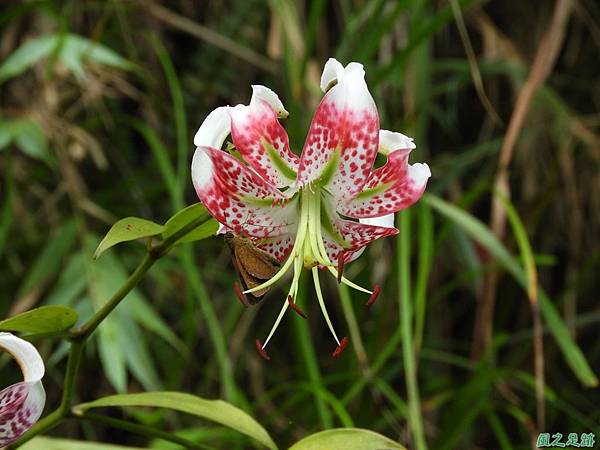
[
  {"left": 78, "top": 413, "right": 217, "bottom": 450},
  {"left": 6, "top": 213, "right": 211, "bottom": 449},
  {"left": 398, "top": 211, "right": 427, "bottom": 450}
]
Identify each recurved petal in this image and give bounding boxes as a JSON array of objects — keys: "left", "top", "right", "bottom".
[
  {"left": 321, "top": 207, "right": 398, "bottom": 264},
  {"left": 320, "top": 58, "right": 344, "bottom": 93},
  {"left": 192, "top": 146, "right": 297, "bottom": 238},
  {"left": 230, "top": 85, "right": 299, "bottom": 188},
  {"left": 379, "top": 129, "right": 415, "bottom": 155},
  {"left": 337, "top": 130, "right": 430, "bottom": 218},
  {"left": 0, "top": 333, "right": 44, "bottom": 382},
  {"left": 0, "top": 333, "right": 46, "bottom": 447},
  {"left": 297, "top": 61, "right": 379, "bottom": 199},
  {"left": 193, "top": 106, "right": 231, "bottom": 148}
]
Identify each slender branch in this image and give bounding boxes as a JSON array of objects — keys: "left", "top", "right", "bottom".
[
  {"left": 78, "top": 413, "right": 217, "bottom": 450},
  {"left": 475, "top": 0, "right": 573, "bottom": 362},
  {"left": 73, "top": 212, "right": 210, "bottom": 341},
  {"left": 60, "top": 341, "right": 85, "bottom": 411},
  {"left": 7, "top": 213, "right": 212, "bottom": 449},
  {"left": 73, "top": 253, "right": 155, "bottom": 340},
  {"left": 398, "top": 212, "right": 427, "bottom": 450}
]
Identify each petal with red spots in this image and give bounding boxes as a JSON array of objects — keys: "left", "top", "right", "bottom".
[
  {"left": 230, "top": 86, "right": 299, "bottom": 188},
  {"left": 192, "top": 146, "right": 297, "bottom": 238},
  {"left": 0, "top": 333, "right": 46, "bottom": 447},
  {"left": 337, "top": 146, "right": 431, "bottom": 219},
  {"left": 320, "top": 205, "right": 398, "bottom": 264},
  {"left": 0, "top": 381, "right": 45, "bottom": 446},
  {"left": 254, "top": 233, "right": 295, "bottom": 263},
  {"left": 297, "top": 62, "right": 379, "bottom": 200}
]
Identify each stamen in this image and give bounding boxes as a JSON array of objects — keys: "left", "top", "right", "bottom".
[
  {"left": 365, "top": 285, "right": 381, "bottom": 307},
  {"left": 287, "top": 295, "right": 307, "bottom": 319},
  {"left": 337, "top": 254, "right": 344, "bottom": 284},
  {"left": 243, "top": 198, "right": 309, "bottom": 295},
  {"left": 312, "top": 266, "right": 341, "bottom": 346},
  {"left": 234, "top": 282, "right": 250, "bottom": 307},
  {"left": 261, "top": 257, "right": 303, "bottom": 349},
  {"left": 332, "top": 337, "right": 349, "bottom": 358},
  {"left": 327, "top": 267, "right": 372, "bottom": 294},
  {"left": 255, "top": 339, "right": 271, "bottom": 361}
]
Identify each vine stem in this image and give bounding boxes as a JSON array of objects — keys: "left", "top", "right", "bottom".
[
  {"left": 77, "top": 413, "right": 216, "bottom": 450},
  {"left": 6, "top": 213, "right": 211, "bottom": 449},
  {"left": 398, "top": 211, "right": 427, "bottom": 450}
]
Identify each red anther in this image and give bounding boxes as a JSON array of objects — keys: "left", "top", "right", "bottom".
[
  {"left": 255, "top": 339, "right": 271, "bottom": 361},
  {"left": 365, "top": 285, "right": 381, "bottom": 307},
  {"left": 337, "top": 254, "right": 344, "bottom": 284},
  {"left": 287, "top": 295, "right": 308, "bottom": 319},
  {"left": 234, "top": 282, "right": 250, "bottom": 307},
  {"left": 332, "top": 337, "right": 349, "bottom": 359}
]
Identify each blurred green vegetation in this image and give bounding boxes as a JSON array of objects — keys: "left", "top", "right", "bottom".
[{"left": 1, "top": 0, "right": 599, "bottom": 449}]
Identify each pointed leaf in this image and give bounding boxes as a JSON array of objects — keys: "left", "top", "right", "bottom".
[
  {"left": 288, "top": 428, "right": 406, "bottom": 450},
  {"left": 424, "top": 193, "right": 598, "bottom": 387},
  {"left": 94, "top": 217, "right": 165, "bottom": 260},
  {"left": 21, "top": 437, "right": 146, "bottom": 450},
  {"left": 0, "top": 35, "right": 56, "bottom": 83},
  {"left": 74, "top": 392, "right": 278, "bottom": 450},
  {"left": 162, "top": 203, "right": 218, "bottom": 244},
  {"left": 0, "top": 305, "right": 78, "bottom": 334}
]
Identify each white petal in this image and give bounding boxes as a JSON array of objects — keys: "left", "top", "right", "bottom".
[
  {"left": 379, "top": 129, "right": 416, "bottom": 155},
  {"left": 250, "top": 85, "right": 288, "bottom": 118},
  {"left": 320, "top": 57, "right": 345, "bottom": 93},
  {"left": 0, "top": 332, "right": 44, "bottom": 382},
  {"left": 359, "top": 213, "right": 396, "bottom": 229},
  {"left": 408, "top": 162, "right": 432, "bottom": 186},
  {"left": 348, "top": 214, "right": 396, "bottom": 262},
  {"left": 193, "top": 106, "right": 231, "bottom": 148},
  {"left": 191, "top": 147, "right": 214, "bottom": 193}
]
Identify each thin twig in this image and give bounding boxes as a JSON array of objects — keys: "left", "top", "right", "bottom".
[
  {"left": 78, "top": 413, "right": 216, "bottom": 450},
  {"left": 449, "top": 0, "right": 502, "bottom": 125},
  {"left": 143, "top": 1, "right": 277, "bottom": 73},
  {"left": 477, "top": 0, "right": 573, "bottom": 432}
]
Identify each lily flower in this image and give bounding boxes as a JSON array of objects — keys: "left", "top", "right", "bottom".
[
  {"left": 0, "top": 332, "right": 45, "bottom": 446},
  {"left": 192, "top": 58, "right": 430, "bottom": 359}
]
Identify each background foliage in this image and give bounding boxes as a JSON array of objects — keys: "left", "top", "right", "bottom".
[{"left": 1, "top": 0, "right": 599, "bottom": 449}]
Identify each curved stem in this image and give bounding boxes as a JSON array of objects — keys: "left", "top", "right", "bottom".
[
  {"left": 78, "top": 413, "right": 216, "bottom": 450},
  {"left": 7, "top": 213, "right": 212, "bottom": 449},
  {"left": 398, "top": 211, "right": 427, "bottom": 450}
]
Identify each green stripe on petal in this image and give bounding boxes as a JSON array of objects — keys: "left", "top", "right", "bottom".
[
  {"left": 352, "top": 180, "right": 394, "bottom": 200},
  {"left": 262, "top": 138, "right": 297, "bottom": 180},
  {"left": 318, "top": 147, "right": 341, "bottom": 186},
  {"left": 319, "top": 198, "right": 352, "bottom": 249}
]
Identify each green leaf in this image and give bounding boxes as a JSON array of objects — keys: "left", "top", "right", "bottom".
[
  {"left": 12, "top": 120, "right": 50, "bottom": 162},
  {"left": 74, "top": 392, "right": 278, "bottom": 450},
  {"left": 0, "top": 33, "right": 133, "bottom": 84},
  {"left": 162, "top": 203, "right": 217, "bottom": 245},
  {"left": 288, "top": 428, "right": 406, "bottom": 450},
  {"left": 424, "top": 193, "right": 598, "bottom": 387},
  {"left": 0, "top": 119, "right": 51, "bottom": 163},
  {"left": 0, "top": 305, "right": 78, "bottom": 334},
  {"left": 94, "top": 217, "right": 165, "bottom": 260},
  {"left": 0, "top": 122, "right": 12, "bottom": 149},
  {"left": 0, "top": 34, "right": 56, "bottom": 82},
  {"left": 17, "top": 221, "right": 78, "bottom": 299},
  {"left": 21, "top": 437, "right": 146, "bottom": 450},
  {"left": 60, "top": 34, "right": 133, "bottom": 80}
]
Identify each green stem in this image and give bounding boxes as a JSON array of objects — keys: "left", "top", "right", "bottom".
[
  {"left": 60, "top": 341, "right": 84, "bottom": 411},
  {"left": 7, "top": 213, "right": 211, "bottom": 449},
  {"left": 293, "top": 276, "right": 333, "bottom": 429},
  {"left": 398, "top": 211, "right": 427, "bottom": 450},
  {"left": 74, "top": 253, "right": 155, "bottom": 340},
  {"left": 79, "top": 413, "right": 216, "bottom": 450}
]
